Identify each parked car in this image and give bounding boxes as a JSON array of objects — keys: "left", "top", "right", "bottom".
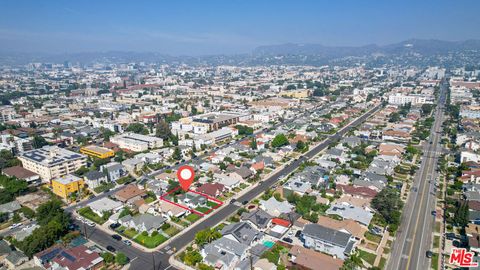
[
  {"left": 111, "top": 234, "right": 122, "bottom": 241},
  {"left": 9, "top": 223, "right": 22, "bottom": 230},
  {"left": 242, "top": 200, "right": 248, "bottom": 205},
  {"left": 230, "top": 199, "right": 236, "bottom": 204},
  {"left": 426, "top": 250, "right": 433, "bottom": 258},
  {"left": 106, "top": 246, "right": 116, "bottom": 252},
  {"left": 123, "top": 240, "right": 132, "bottom": 246},
  {"left": 86, "top": 221, "right": 96, "bottom": 227},
  {"left": 282, "top": 237, "right": 293, "bottom": 243},
  {"left": 431, "top": 210, "right": 437, "bottom": 217},
  {"left": 109, "top": 223, "right": 121, "bottom": 230}
]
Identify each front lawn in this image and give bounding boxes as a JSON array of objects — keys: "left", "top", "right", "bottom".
[
  {"left": 135, "top": 233, "right": 168, "bottom": 248},
  {"left": 123, "top": 228, "right": 138, "bottom": 238},
  {"left": 164, "top": 226, "right": 180, "bottom": 236},
  {"left": 364, "top": 231, "right": 382, "bottom": 244},
  {"left": 144, "top": 197, "right": 156, "bottom": 204},
  {"left": 206, "top": 201, "right": 219, "bottom": 208},
  {"left": 78, "top": 207, "right": 107, "bottom": 224},
  {"left": 195, "top": 207, "right": 210, "bottom": 214},
  {"left": 93, "top": 182, "right": 115, "bottom": 193},
  {"left": 358, "top": 249, "right": 376, "bottom": 266},
  {"left": 185, "top": 213, "right": 201, "bottom": 223}
]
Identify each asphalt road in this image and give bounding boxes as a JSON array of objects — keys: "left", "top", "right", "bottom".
[
  {"left": 73, "top": 103, "right": 382, "bottom": 270},
  {"left": 387, "top": 81, "right": 447, "bottom": 270}
]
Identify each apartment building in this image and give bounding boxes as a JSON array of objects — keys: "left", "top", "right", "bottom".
[
  {"left": 80, "top": 145, "right": 115, "bottom": 159},
  {"left": 388, "top": 93, "right": 431, "bottom": 105},
  {"left": 110, "top": 132, "right": 163, "bottom": 152},
  {"left": 0, "top": 106, "right": 17, "bottom": 122},
  {"left": 51, "top": 174, "right": 85, "bottom": 199},
  {"left": 18, "top": 146, "right": 87, "bottom": 182}
]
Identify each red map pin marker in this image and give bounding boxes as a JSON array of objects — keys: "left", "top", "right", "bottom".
[{"left": 177, "top": 165, "right": 195, "bottom": 191}]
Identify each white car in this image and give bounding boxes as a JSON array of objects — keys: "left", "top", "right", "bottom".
[
  {"left": 86, "top": 221, "right": 96, "bottom": 227},
  {"left": 76, "top": 216, "right": 85, "bottom": 222},
  {"left": 9, "top": 223, "right": 22, "bottom": 229}
]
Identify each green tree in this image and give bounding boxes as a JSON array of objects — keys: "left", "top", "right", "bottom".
[
  {"left": 271, "top": 134, "right": 289, "bottom": 148},
  {"left": 250, "top": 138, "right": 258, "bottom": 150},
  {"left": 115, "top": 252, "right": 129, "bottom": 265},
  {"left": 172, "top": 147, "right": 182, "bottom": 160},
  {"left": 388, "top": 112, "right": 401, "bottom": 123},
  {"left": 195, "top": 228, "right": 221, "bottom": 246},
  {"left": 371, "top": 188, "right": 403, "bottom": 231},
  {"left": 183, "top": 250, "right": 203, "bottom": 266},
  {"left": 155, "top": 120, "right": 172, "bottom": 139},
  {"left": 126, "top": 123, "right": 148, "bottom": 135},
  {"left": 33, "top": 135, "right": 48, "bottom": 149},
  {"left": 101, "top": 252, "right": 115, "bottom": 264},
  {"left": 296, "top": 140, "right": 306, "bottom": 151},
  {"left": 454, "top": 201, "right": 469, "bottom": 227}
]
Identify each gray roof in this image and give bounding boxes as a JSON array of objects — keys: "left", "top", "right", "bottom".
[
  {"left": 362, "top": 172, "right": 388, "bottom": 183},
  {"left": 303, "top": 223, "right": 352, "bottom": 248},
  {"left": 240, "top": 209, "right": 273, "bottom": 229},
  {"left": 326, "top": 203, "right": 373, "bottom": 226},
  {"left": 0, "top": 240, "right": 12, "bottom": 256},
  {"left": 5, "top": 251, "right": 27, "bottom": 265},
  {"left": 221, "top": 222, "right": 263, "bottom": 246},
  {"left": 0, "top": 201, "right": 21, "bottom": 213},
  {"left": 353, "top": 179, "right": 385, "bottom": 190},
  {"left": 120, "top": 214, "right": 165, "bottom": 232},
  {"left": 84, "top": 170, "right": 106, "bottom": 180},
  {"left": 204, "top": 236, "right": 248, "bottom": 260}
]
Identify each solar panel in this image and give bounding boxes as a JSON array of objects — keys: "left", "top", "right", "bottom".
[{"left": 60, "top": 251, "right": 76, "bottom": 262}]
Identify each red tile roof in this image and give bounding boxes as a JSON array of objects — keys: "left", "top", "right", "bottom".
[{"left": 272, "top": 218, "right": 290, "bottom": 227}]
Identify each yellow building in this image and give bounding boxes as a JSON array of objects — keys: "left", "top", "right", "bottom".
[
  {"left": 80, "top": 145, "right": 115, "bottom": 159},
  {"left": 279, "top": 89, "right": 311, "bottom": 98},
  {"left": 51, "top": 174, "right": 85, "bottom": 199}
]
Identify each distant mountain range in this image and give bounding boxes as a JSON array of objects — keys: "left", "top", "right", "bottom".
[
  {"left": 253, "top": 39, "right": 480, "bottom": 57},
  {"left": 1, "top": 39, "right": 480, "bottom": 66}
]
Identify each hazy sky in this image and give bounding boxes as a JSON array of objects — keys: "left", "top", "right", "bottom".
[{"left": 1, "top": 0, "right": 479, "bottom": 55}]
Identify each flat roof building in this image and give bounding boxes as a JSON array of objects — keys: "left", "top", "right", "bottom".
[
  {"left": 80, "top": 145, "right": 115, "bottom": 159},
  {"left": 110, "top": 132, "right": 163, "bottom": 152},
  {"left": 18, "top": 146, "right": 87, "bottom": 182}
]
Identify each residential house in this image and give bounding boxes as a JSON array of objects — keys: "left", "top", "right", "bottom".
[
  {"left": 100, "top": 162, "right": 127, "bottom": 182},
  {"left": 87, "top": 197, "right": 123, "bottom": 217},
  {"left": 214, "top": 173, "right": 242, "bottom": 190},
  {"left": 34, "top": 245, "right": 103, "bottom": 270},
  {"left": 0, "top": 201, "right": 21, "bottom": 218},
  {"left": 2, "top": 165, "right": 40, "bottom": 185},
  {"left": 118, "top": 213, "right": 165, "bottom": 235},
  {"left": 157, "top": 200, "right": 188, "bottom": 219},
  {"left": 221, "top": 222, "right": 264, "bottom": 246},
  {"left": 201, "top": 237, "right": 248, "bottom": 269},
  {"left": 179, "top": 192, "right": 206, "bottom": 208},
  {"left": 114, "top": 184, "right": 146, "bottom": 203},
  {"left": 49, "top": 245, "right": 104, "bottom": 270},
  {"left": 302, "top": 223, "right": 357, "bottom": 260},
  {"left": 283, "top": 178, "right": 312, "bottom": 196},
  {"left": 259, "top": 197, "right": 294, "bottom": 217},
  {"left": 289, "top": 245, "right": 343, "bottom": 270},
  {"left": 84, "top": 170, "right": 108, "bottom": 189},
  {"left": 240, "top": 209, "right": 273, "bottom": 231},
  {"left": 326, "top": 202, "right": 374, "bottom": 226},
  {"left": 3, "top": 251, "right": 28, "bottom": 269},
  {"left": 196, "top": 183, "right": 225, "bottom": 197}
]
